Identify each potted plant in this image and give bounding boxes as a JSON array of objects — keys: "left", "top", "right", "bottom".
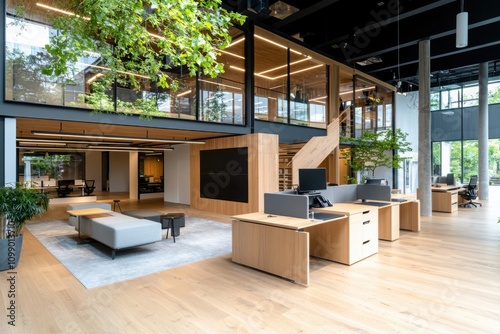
[{"left": 0, "top": 183, "right": 49, "bottom": 271}]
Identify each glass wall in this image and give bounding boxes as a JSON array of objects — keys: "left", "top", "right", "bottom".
[
  {"left": 5, "top": 9, "right": 244, "bottom": 124},
  {"left": 431, "top": 79, "right": 500, "bottom": 183},
  {"left": 350, "top": 76, "right": 394, "bottom": 138},
  {"left": 253, "top": 28, "right": 328, "bottom": 128},
  {"left": 19, "top": 152, "right": 85, "bottom": 186}
]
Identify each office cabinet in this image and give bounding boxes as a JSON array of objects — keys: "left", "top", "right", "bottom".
[{"left": 432, "top": 188, "right": 459, "bottom": 213}]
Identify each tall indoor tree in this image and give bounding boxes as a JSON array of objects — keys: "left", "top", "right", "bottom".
[
  {"left": 12, "top": 0, "right": 245, "bottom": 91},
  {"left": 341, "top": 129, "right": 412, "bottom": 183}
]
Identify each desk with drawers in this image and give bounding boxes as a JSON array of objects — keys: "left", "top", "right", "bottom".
[
  {"left": 232, "top": 206, "right": 378, "bottom": 286},
  {"left": 430, "top": 185, "right": 460, "bottom": 213}
]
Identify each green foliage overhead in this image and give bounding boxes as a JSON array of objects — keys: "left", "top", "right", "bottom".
[
  {"left": 341, "top": 129, "right": 412, "bottom": 180},
  {"left": 38, "top": 0, "right": 246, "bottom": 89}
]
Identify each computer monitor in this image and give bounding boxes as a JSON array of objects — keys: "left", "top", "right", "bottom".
[
  {"left": 58, "top": 179, "right": 74, "bottom": 187},
  {"left": 446, "top": 173, "right": 455, "bottom": 186},
  {"left": 298, "top": 168, "right": 327, "bottom": 194},
  {"left": 365, "top": 178, "right": 386, "bottom": 185}
]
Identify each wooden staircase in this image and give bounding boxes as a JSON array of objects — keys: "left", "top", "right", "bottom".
[
  {"left": 279, "top": 143, "right": 304, "bottom": 190},
  {"left": 278, "top": 112, "right": 346, "bottom": 191},
  {"left": 291, "top": 112, "right": 345, "bottom": 185}
]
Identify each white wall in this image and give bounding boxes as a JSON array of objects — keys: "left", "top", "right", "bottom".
[
  {"left": 85, "top": 151, "right": 102, "bottom": 190},
  {"left": 109, "top": 151, "right": 129, "bottom": 192},
  {"left": 164, "top": 144, "right": 190, "bottom": 204}
]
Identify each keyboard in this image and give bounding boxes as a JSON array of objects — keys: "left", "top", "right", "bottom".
[
  {"left": 391, "top": 198, "right": 408, "bottom": 203},
  {"left": 356, "top": 201, "right": 390, "bottom": 207},
  {"left": 310, "top": 212, "right": 344, "bottom": 221}
]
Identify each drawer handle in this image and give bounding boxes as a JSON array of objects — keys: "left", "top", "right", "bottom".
[
  {"left": 363, "top": 220, "right": 370, "bottom": 225},
  {"left": 452, "top": 202, "right": 458, "bottom": 205},
  {"left": 363, "top": 240, "right": 370, "bottom": 244},
  {"left": 362, "top": 210, "right": 370, "bottom": 214}
]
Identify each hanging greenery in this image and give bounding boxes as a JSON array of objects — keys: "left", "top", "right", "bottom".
[{"left": 12, "top": 0, "right": 245, "bottom": 91}]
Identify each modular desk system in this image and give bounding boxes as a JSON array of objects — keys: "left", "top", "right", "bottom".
[
  {"left": 430, "top": 185, "right": 460, "bottom": 213},
  {"left": 232, "top": 205, "right": 379, "bottom": 286},
  {"left": 232, "top": 212, "right": 352, "bottom": 286}
]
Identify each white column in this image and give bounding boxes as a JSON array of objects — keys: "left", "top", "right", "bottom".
[{"left": 1, "top": 118, "right": 17, "bottom": 186}]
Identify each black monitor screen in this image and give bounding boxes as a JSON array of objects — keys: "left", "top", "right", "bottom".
[
  {"left": 446, "top": 173, "right": 455, "bottom": 185},
  {"left": 366, "top": 178, "right": 385, "bottom": 185},
  {"left": 298, "top": 168, "right": 327, "bottom": 194}
]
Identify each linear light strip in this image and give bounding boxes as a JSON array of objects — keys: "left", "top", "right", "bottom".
[
  {"left": 198, "top": 79, "right": 242, "bottom": 91},
  {"left": 254, "top": 34, "right": 302, "bottom": 55},
  {"left": 17, "top": 138, "right": 130, "bottom": 145},
  {"left": 176, "top": 90, "right": 192, "bottom": 97},
  {"left": 257, "top": 57, "right": 312, "bottom": 75},
  {"left": 76, "top": 63, "right": 150, "bottom": 80},
  {"left": 19, "top": 141, "right": 67, "bottom": 146},
  {"left": 18, "top": 146, "right": 156, "bottom": 153},
  {"left": 31, "top": 131, "right": 205, "bottom": 144},
  {"left": 36, "top": 3, "right": 90, "bottom": 20},
  {"left": 87, "top": 145, "right": 172, "bottom": 151}
]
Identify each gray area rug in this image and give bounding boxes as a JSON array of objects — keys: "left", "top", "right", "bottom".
[{"left": 26, "top": 216, "right": 232, "bottom": 289}]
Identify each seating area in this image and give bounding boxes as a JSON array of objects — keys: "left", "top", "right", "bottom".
[
  {"left": 67, "top": 203, "right": 186, "bottom": 257},
  {"left": 67, "top": 203, "right": 163, "bottom": 259}
]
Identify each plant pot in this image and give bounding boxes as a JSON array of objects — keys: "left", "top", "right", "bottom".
[{"left": 0, "top": 235, "right": 23, "bottom": 271}]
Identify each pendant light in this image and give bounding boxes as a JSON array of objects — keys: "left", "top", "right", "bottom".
[{"left": 456, "top": 0, "right": 468, "bottom": 48}]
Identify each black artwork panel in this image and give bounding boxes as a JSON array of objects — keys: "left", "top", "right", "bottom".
[{"left": 200, "top": 147, "right": 248, "bottom": 203}]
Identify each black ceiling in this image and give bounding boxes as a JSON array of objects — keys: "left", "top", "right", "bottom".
[{"left": 223, "top": 0, "right": 500, "bottom": 91}]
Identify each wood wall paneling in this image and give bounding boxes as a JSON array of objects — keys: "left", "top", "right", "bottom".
[{"left": 191, "top": 133, "right": 279, "bottom": 216}]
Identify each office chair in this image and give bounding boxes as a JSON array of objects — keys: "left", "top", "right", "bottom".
[
  {"left": 57, "top": 180, "right": 73, "bottom": 198},
  {"left": 459, "top": 176, "right": 482, "bottom": 208},
  {"left": 84, "top": 180, "right": 96, "bottom": 196}
]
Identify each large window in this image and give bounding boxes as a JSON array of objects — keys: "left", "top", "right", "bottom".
[{"left": 431, "top": 79, "right": 500, "bottom": 111}]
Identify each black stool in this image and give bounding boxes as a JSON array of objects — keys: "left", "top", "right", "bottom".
[
  {"left": 113, "top": 199, "right": 122, "bottom": 212},
  {"left": 160, "top": 213, "right": 184, "bottom": 242}
]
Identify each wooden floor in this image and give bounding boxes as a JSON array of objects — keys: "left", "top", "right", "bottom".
[{"left": 1, "top": 189, "right": 500, "bottom": 333}]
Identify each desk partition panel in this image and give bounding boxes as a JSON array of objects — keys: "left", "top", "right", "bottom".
[
  {"left": 330, "top": 184, "right": 358, "bottom": 203},
  {"left": 357, "top": 184, "right": 391, "bottom": 202},
  {"left": 264, "top": 192, "right": 309, "bottom": 219}
]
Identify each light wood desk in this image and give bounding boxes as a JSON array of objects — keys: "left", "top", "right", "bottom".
[
  {"left": 429, "top": 185, "right": 460, "bottom": 213},
  {"left": 318, "top": 201, "right": 399, "bottom": 242},
  {"left": 232, "top": 210, "right": 372, "bottom": 286},
  {"left": 392, "top": 193, "right": 421, "bottom": 232}
]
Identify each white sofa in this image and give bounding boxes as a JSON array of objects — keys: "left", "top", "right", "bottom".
[{"left": 68, "top": 203, "right": 162, "bottom": 259}]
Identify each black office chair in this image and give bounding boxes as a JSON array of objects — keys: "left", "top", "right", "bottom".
[
  {"left": 84, "top": 180, "right": 96, "bottom": 196},
  {"left": 459, "top": 176, "right": 482, "bottom": 208},
  {"left": 57, "top": 180, "right": 73, "bottom": 197}
]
